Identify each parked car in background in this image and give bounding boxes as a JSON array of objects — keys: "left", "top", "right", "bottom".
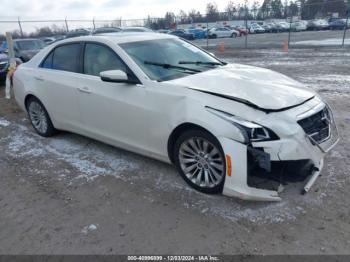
[
  {"left": 269, "top": 22, "right": 286, "bottom": 33},
  {"left": 261, "top": 23, "right": 275, "bottom": 33},
  {"left": 208, "top": 27, "right": 239, "bottom": 38},
  {"left": 329, "top": 19, "right": 349, "bottom": 30},
  {"left": 0, "top": 41, "right": 8, "bottom": 53},
  {"left": 278, "top": 22, "right": 291, "bottom": 32},
  {"left": 66, "top": 29, "right": 91, "bottom": 38},
  {"left": 187, "top": 28, "right": 207, "bottom": 39},
  {"left": 169, "top": 29, "right": 195, "bottom": 40},
  {"left": 157, "top": 29, "right": 171, "bottom": 34},
  {"left": 307, "top": 19, "right": 329, "bottom": 31},
  {"left": 291, "top": 21, "right": 307, "bottom": 31},
  {"left": 0, "top": 39, "right": 46, "bottom": 62},
  {"left": 41, "top": 37, "right": 56, "bottom": 45},
  {"left": 121, "top": 27, "right": 153, "bottom": 32},
  {"left": 263, "top": 22, "right": 281, "bottom": 33},
  {"left": 234, "top": 26, "right": 248, "bottom": 36},
  {"left": 0, "top": 52, "right": 9, "bottom": 80},
  {"left": 249, "top": 23, "right": 265, "bottom": 34},
  {"left": 53, "top": 35, "right": 65, "bottom": 42},
  {"left": 92, "top": 27, "right": 122, "bottom": 35},
  {"left": 0, "top": 51, "right": 22, "bottom": 81}
]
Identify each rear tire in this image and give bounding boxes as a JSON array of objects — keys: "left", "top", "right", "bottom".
[
  {"left": 26, "top": 97, "right": 57, "bottom": 137},
  {"left": 173, "top": 129, "right": 226, "bottom": 194}
]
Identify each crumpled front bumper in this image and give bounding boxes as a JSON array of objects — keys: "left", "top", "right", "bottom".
[{"left": 219, "top": 104, "right": 339, "bottom": 201}]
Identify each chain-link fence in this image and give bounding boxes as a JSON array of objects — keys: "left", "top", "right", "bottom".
[{"left": 0, "top": 1, "right": 349, "bottom": 49}]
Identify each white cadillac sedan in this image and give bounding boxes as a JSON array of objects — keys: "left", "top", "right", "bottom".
[{"left": 13, "top": 33, "right": 339, "bottom": 201}]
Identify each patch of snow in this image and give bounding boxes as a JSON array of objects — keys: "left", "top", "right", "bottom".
[
  {"left": 207, "top": 201, "right": 304, "bottom": 224},
  {"left": 329, "top": 150, "right": 346, "bottom": 159},
  {"left": 0, "top": 118, "right": 10, "bottom": 127},
  {"left": 292, "top": 38, "right": 350, "bottom": 46},
  {"left": 297, "top": 74, "right": 350, "bottom": 93},
  {"left": 81, "top": 224, "right": 98, "bottom": 234},
  {"left": 3, "top": 124, "right": 139, "bottom": 181}
]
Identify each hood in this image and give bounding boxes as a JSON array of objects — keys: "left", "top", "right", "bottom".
[{"left": 167, "top": 63, "right": 315, "bottom": 112}]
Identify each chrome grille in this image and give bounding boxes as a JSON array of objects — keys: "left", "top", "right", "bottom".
[{"left": 298, "top": 107, "right": 331, "bottom": 144}]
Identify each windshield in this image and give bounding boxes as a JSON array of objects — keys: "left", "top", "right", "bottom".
[
  {"left": 119, "top": 38, "right": 223, "bottom": 81},
  {"left": 15, "top": 40, "right": 45, "bottom": 51}
]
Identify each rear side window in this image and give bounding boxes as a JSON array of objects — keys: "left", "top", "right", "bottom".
[
  {"left": 41, "top": 52, "right": 53, "bottom": 69},
  {"left": 52, "top": 44, "right": 80, "bottom": 72},
  {"left": 83, "top": 43, "right": 126, "bottom": 77},
  {"left": 41, "top": 43, "right": 81, "bottom": 72}
]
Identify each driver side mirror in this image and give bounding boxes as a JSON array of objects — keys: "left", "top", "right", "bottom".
[{"left": 100, "top": 70, "right": 139, "bottom": 84}]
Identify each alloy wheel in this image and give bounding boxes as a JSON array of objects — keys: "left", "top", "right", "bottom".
[
  {"left": 28, "top": 101, "right": 48, "bottom": 134},
  {"left": 178, "top": 137, "right": 225, "bottom": 188}
]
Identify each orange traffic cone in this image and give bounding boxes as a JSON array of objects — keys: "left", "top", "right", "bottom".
[
  {"left": 218, "top": 42, "right": 225, "bottom": 53},
  {"left": 283, "top": 40, "right": 289, "bottom": 52}
]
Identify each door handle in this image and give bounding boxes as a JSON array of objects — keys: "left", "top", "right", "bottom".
[
  {"left": 77, "top": 87, "right": 92, "bottom": 94},
  {"left": 34, "top": 76, "right": 44, "bottom": 81}
]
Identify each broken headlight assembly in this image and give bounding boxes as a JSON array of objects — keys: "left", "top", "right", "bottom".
[{"left": 206, "top": 107, "right": 279, "bottom": 143}]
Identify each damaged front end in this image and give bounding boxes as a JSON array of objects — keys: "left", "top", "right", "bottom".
[
  {"left": 247, "top": 147, "right": 317, "bottom": 194},
  {"left": 215, "top": 102, "right": 339, "bottom": 201}
]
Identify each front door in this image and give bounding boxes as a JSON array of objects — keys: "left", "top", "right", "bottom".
[{"left": 76, "top": 43, "right": 155, "bottom": 154}]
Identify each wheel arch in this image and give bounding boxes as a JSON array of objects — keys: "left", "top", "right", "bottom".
[
  {"left": 24, "top": 94, "right": 53, "bottom": 121},
  {"left": 167, "top": 122, "right": 217, "bottom": 164},
  {"left": 24, "top": 93, "right": 39, "bottom": 110}
]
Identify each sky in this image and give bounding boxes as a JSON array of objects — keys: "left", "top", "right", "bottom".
[
  {"left": 0, "top": 0, "right": 263, "bottom": 33},
  {"left": 1, "top": 0, "right": 265, "bottom": 20}
]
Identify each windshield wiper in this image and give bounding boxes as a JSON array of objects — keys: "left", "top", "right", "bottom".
[
  {"left": 144, "top": 61, "right": 201, "bottom": 73},
  {"left": 178, "top": 61, "right": 224, "bottom": 66}
]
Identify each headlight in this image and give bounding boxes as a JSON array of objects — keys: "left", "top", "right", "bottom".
[
  {"left": 0, "top": 61, "right": 8, "bottom": 71},
  {"left": 206, "top": 107, "right": 279, "bottom": 143}
]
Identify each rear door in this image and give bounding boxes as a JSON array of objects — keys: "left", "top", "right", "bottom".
[{"left": 35, "top": 43, "right": 84, "bottom": 131}]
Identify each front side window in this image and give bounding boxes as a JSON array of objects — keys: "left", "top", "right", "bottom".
[
  {"left": 84, "top": 43, "right": 126, "bottom": 77},
  {"left": 120, "top": 38, "right": 223, "bottom": 82},
  {"left": 52, "top": 43, "right": 81, "bottom": 72}
]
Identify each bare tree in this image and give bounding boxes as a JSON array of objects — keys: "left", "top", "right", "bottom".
[{"left": 206, "top": 2, "right": 220, "bottom": 22}]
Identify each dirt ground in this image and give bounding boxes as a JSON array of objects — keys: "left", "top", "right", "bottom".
[{"left": 0, "top": 48, "right": 349, "bottom": 255}]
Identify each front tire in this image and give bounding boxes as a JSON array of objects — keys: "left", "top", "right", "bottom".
[
  {"left": 174, "top": 129, "right": 226, "bottom": 194},
  {"left": 26, "top": 97, "right": 57, "bottom": 137}
]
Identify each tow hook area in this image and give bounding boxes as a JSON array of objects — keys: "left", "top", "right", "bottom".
[
  {"left": 302, "top": 159, "right": 324, "bottom": 194},
  {"left": 247, "top": 146, "right": 319, "bottom": 195}
]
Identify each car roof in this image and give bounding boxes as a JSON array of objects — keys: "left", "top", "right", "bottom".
[
  {"left": 52, "top": 32, "right": 176, "bottom": 45},
  {"left": 14, "top": 38, "right": 42, "bottom": 42},
  {"left": 121, "top": 26, "right": 148, "bottom": 29}
]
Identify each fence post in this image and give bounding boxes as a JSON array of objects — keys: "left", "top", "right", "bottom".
[
  {"left": 17, "top": 17, "right": 24, "bottom": 38},
  {"left": 288, "top": 16, "right": 292, "bottom": 49},
  {"left": 244, "top": 13, "right": 248, "bottom": 49},
  {"left": 206, "top": 20, "right": 209, "bottom": 49},
  {"left": 5, "top": 32, "right": 15, "bottom": 99},
  {"left": 342, "top": 10, "right": 349, "bottom": 48},
  {"left": 5, "top": 32, "right": 15, "bottom": 59},
  {"left": 65, "top": 17, "right": 69, "bottom": 32}
]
